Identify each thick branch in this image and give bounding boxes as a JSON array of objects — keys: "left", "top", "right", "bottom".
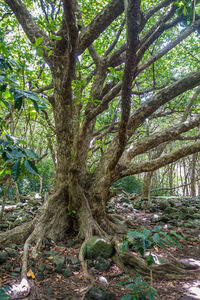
[
  {"left": 125, "top": 114, "right": 200, "bottom": 160},
  {"left": 4, "top": 0, "right": 49, "bottom": 44},
  {"left": 109, "top": 0, "right": 141, "bottom": 170},
  {"left": 77, "top": 0, "right": 124, "bottom": 54},
  {"left": 127, "top": 71, "right": 200, "bottom": 137},
  {"left": 120, "top": 141, "right": 200, "bottom": 177}
]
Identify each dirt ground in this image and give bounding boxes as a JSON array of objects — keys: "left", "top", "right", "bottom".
[{"left": 1, "top": 202, "right": 200, "bottom": 299}]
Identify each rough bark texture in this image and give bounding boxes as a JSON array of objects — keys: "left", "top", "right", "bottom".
[{"left": 2, "top": 0, "right": 200, "bottom": 282}]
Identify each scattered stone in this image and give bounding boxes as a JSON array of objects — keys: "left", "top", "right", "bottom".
[
  {"left": 0, "top": 252, "right": 8, "bottom": 264},
  {"left": 38, "top": 263, "right": 46, "bottom": 272},
  {"left": 13, "top": 267, "right": 21, "bottom": 273},
  {"left": 98, "top": 276, "right": 108, "bottom": 284},
  {"left": 45, "top": 265, "right": 53, "bottom": 273},
  {"left": 95, "top": 257, "right": 111, "bottom": 272},
  {"left": 62, "top": 268, "right": 72, "bottom": 278},
  {"left": 68, "top": 256, "right": 79, "bottom": 265},
  {"left": 179, "top": 259, "right": 200, "bottom": 270},
  {"left": 55, "top": 263, "right": 65, "bottom": 273},
  {"left": 4, "top": 262, "right": 12, "bottom": 270},
  {"left": 87, "top": 259, "right": 94, "bottom": 267},
  {"left": 84, "top": 286, "right": 116, "bottom": 300},
  {"left": 71, "top": 264, "right": 80, "bottom": 271},
  {"left": 10, "top": 272, "right": 18, "bottom": 277},
  {"left": 53, "top": 255, "right": 65, "bottom": 266},
  {"left": 66, "top": 239, "right": 74, "bottom": 247},
  {"left": 45, "top": 288, "right": 54, "bottom": 295},
  {"left": 179, "top": 296, "right": 199, "bottom": 300},
  {"left": 86, "top": 236, "right": 114, "bottom": 259},
  {"left": 36, "top": 271, "right": 45, "bottom": 281},
  {"left": 44, "top": 250, "right": 59, "bottom": 257},
  {"left": 5, "top": 247, "right": 18, "bottom": 258}
]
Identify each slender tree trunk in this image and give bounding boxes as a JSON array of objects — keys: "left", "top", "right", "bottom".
[{"left": 191, "top": 152, "right": 197, "bottom": 197}]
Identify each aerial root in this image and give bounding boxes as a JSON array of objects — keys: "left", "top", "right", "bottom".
[{"left": 112, "top": 240, "right": 200, "bottom": 280}]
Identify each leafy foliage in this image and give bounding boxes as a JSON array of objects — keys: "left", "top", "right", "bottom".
[
  {"left": 122, "top": 226, "right": 184, "bottom": 257},
  {"left": 119, "top": 275, "right": 159, "bottom": 300},
  {"left": 0, "top": 134, "right": 39, "bottom": 181}
]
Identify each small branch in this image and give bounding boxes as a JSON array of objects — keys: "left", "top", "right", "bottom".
[{"left": 104, "top": 19, "right": 125, "bottom": 57}]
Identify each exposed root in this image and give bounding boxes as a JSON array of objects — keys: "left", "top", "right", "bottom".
[
  {"left": 19, "top": 184, "right": 68, "bottom": 280},
  {"left": 0, "top": 219, "right": 35, "bottom": 246},
  {"left": 112, "top": 240, "right": 200, "bottom": 280},
  {"left": 78, "top": 193, "right": 109, "bottom": 280}
]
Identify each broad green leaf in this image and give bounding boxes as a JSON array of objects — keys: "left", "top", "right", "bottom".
[
  {"left": 35, "top": 36, "right": 44, "bottom": 47},
  {"left": 24, "top": 159, "right": 38, "bottom": 175},
  {"left": 50, "top": 34, "right": 62, "bottom": 40},
  {"left": 121, "top": 294, "right": 132, "bottom": 300},
  {"left": 11, "top": 160, "right": 21, "bottom": 181},
  {"left": 24, "top": 148, "right": 39, "bottom": 160}
]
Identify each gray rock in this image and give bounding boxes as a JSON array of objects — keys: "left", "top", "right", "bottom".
[
  {"left": 53, "top": 255, "right": 65, "bottom": 266},
  {"left": 87, "top": 259, "right": 94, "bottom": 267},
  {"left": 84, "top": 287, "right": 116, "bottom": 300},
  {"left": 13, "top": 267, "right": 21, "bottom": 273},
  {"left": 68, "top": 256, "right": 79, "bottom": 265},
  {"left": 95, "top": 257, "right": 111, "bottom": 272},
  {"left": 4, "top": 262, "right": 12, "bottom": 270},
  {"left": 38, "top": 263, "right": 46, "bottom": 272},
  {"left": 62, "top": 268, "right": 72, "bottom": 278},
  {"left": 5, "top": 247, "right": 18, "bottom": 258},
  {"left": 45, "top": 288, "right": 54, "bottom": 295},
  {"left": 179, "top": 296, "right": 199, "bottom": 300},
  {"left": 179, "top": 258, "right": 200, "bottom": 270},
  {"left": 71, "top": 264, "right": 80, "bottom": 271},
  {"left": 55, "top": 263, "right": 65, "bottom": 273},
  {"left": 10, "top": 272, "right": 18, "bottom": 277},
  {"left": 163, "top": 207, "right": 177, "bottom": 215},
  {"left": 159, "top": 201, "right": 170, "bottom": 211},
  {"left": 45, "top": 265, "right": 53, "bottom": 273},
  {"left": 36, "top": 271, "right": 45, "bottom": 281},
  {"left": 0, "top": 252, "right": 8, "bottom": 264},
  {"left": 86, "top": 236, "right": 113, "bottom": 259},
  {"left": 44, "top": 250, "right": 59, "bottom": 257}
]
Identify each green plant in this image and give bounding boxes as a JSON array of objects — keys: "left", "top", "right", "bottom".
[
  {"left": 122, "top": 226, "right": 183, "bottom": 256},
  {"left": 120, "top": 226, "right": 184, "bottom": 299},
  {"left": 119, "top": 275, "right": 159, "bottom": 300}
]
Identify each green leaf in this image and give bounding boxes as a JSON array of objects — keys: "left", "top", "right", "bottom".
[
  {"left": 11, "top": 160, "right": 21, "bottom": 181},
  {"left": 50, "top": 34, "right": 62, "bottom": 40},
  {"left": 0, "top": 285, "right": 10, "bottom": 299},
  {"left": 24, "top": 159, "right": 38, "bottom": 175},
  {"left": 24, "top": 149, "right": 39, "bottom": 159},
  {"left": 11, "top": 149, "right": 26, "bottom": 159},
  {"left": 122, "top": 240, "right": 129, "bottom": 254},
  {"left": 32, "top": 100, "right": 39, "bottom": 112},
  {"left": 35, "top": 36, "right": 44, "bottom": 47},
  {"left": 121, "top": 294, "right": 132, "bottom": 300},
  {"left": 146, "top": 290, "right": 154, "bottom": 300},
  {"left": 153, "top": 233, "right": 160, "bottom": 244},
  {"left": 146, "top": 253, "right": 155, "bottom": 266}
]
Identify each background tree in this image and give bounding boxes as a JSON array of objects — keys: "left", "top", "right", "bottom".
[{"left": 0, "top": 0, "right": 200, "bottom": 281}]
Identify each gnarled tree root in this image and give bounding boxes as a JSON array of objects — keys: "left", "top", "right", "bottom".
[{"left": 112, "top": 241, "right": 200, "bottom": 280}]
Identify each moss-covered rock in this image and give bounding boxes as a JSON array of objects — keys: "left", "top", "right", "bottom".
[{"left": 86, "top": 236, "right": 113, "bottom": 259}]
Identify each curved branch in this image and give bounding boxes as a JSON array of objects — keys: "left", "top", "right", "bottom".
[
  {"left": 77, "top": 0, "right": 124, "bottom": 54},
  {"left": 120, "top": 141, "right": 200, "bottom": 177},
  {"left": 125, "top": 113, "right": 200, "bottom": 160},
  {"left": 127, "top": 71, "right": 200, "bottom": 137},
  {"left": 4, "top": 0, "right": 49, "bottom": 44}
]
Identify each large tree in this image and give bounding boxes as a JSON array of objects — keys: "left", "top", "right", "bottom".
[{"left": 1, "top": 0, "right": 200, "bottom": 281}]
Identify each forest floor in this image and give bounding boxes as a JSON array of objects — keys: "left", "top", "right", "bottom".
[{"left": 0, "top": 194, "right": 200, "bottom": 299}]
